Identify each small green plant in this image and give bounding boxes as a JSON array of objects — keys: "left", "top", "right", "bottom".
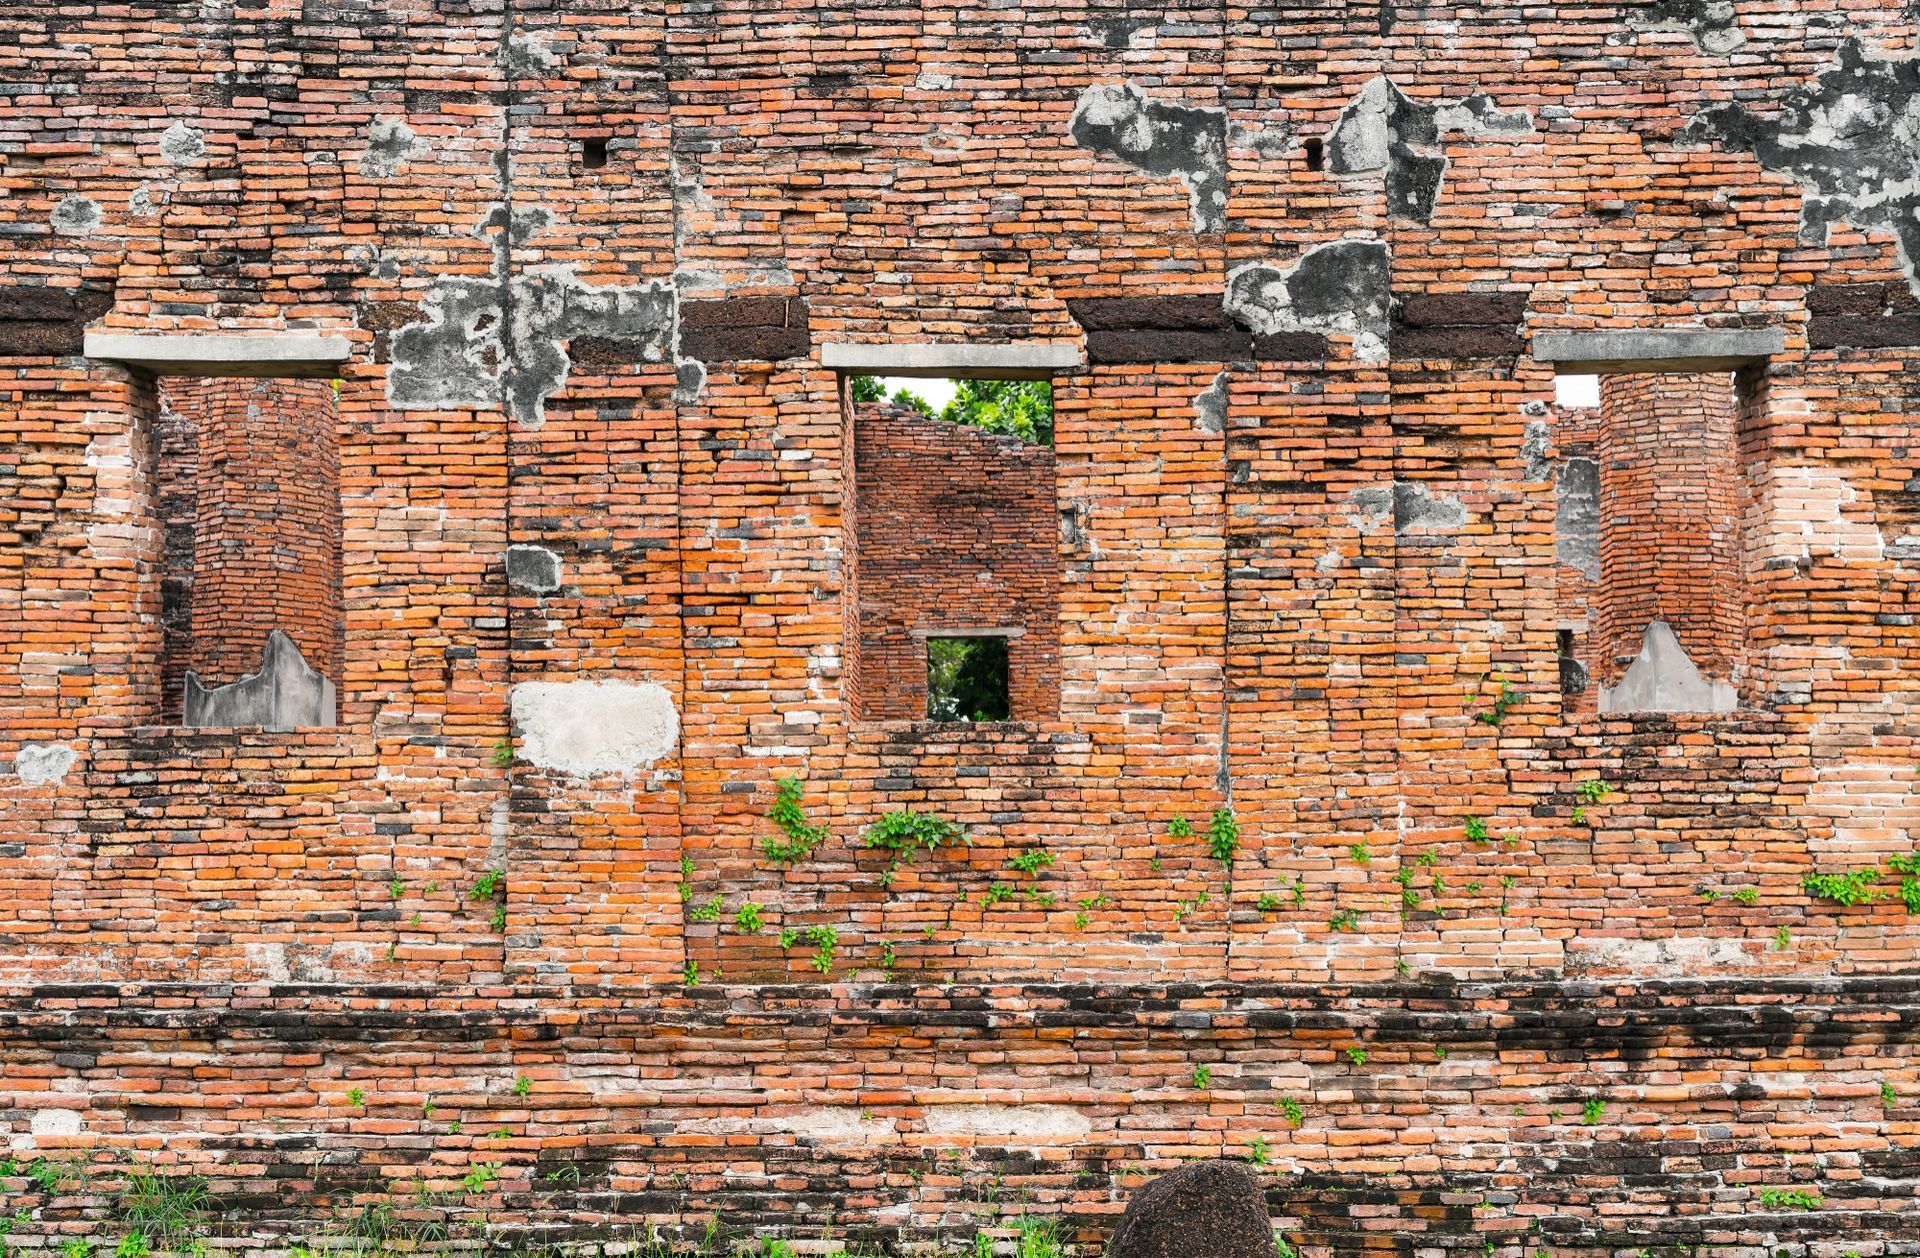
[
  {"left": 1168, "top": 815, "right": 1193, "bottom": 838},
  {"left": 1290, "top": 877, "right": 1305, "bottom": 906},
  {"left": 1191, "top": 1064, "right": 1212, "bottom": 1089},
  {"left": 461, "top": 1162, "right": 501, "bottom": 1195},
  {"left": 1328, "top": 908, "right": 1359, "bottom": 932},
  {"left": 779, "top": 927, "right": 800, "bottom": 948},
  {"left": 1473, "top": 676, "right": 1524, "bottom": 725},
  {"left": 1348, "top": 842, "right": 1371, "bottom": 865},
  {"left": 1008, "top": 848, "right": 1054, "bottom": 875},
  {"left": 1801, "top": 867, "right": 1881, "bottom": 907},
  {"left": 469, "top": 867, "right": 504, "bottom": 901},
  {"left": 1433, "top": 1045, "right": 1448, "bottom": 1061},
  {"left": 1206, "top": 808, "right": 1240, "bottom": 866},
  {"left": 490, "top": 738, "right": 514, "bottom": 768},
  {"left": 765, "top": 777, "right": 830, "bottom": 865},
  {"left": 1733, "top": 887, "right": 1759, "bottom": 904},
  {"left": 61, "top": 1241, "right": 96, "bottom": 1258},
  {"left": 688, "top": 894, "right": 723, "bottom": 923},
  {"left": 1891, "top": 852, "right": 1920, "bottom": 912},
  {"left": 1757, "top": 1187, "right": 1821, "bottom": 1211},
  {"left": 1882, "top": 1080, "right": 1898, "bottom": 1108},
  {"left": 1274, "top": 1232, "right": 1298, "bottom": 1258},
  {"left": 1582, "top": 1098, "right": 1606, "bottom": 1124},
  {"left": 805, "top": 924, "right": 839, "bottom": 975},
  {"left": 734, "top": 902, "right": 765, "bottom": 933},
  {"left": 512, "top": 1074, "right": 532, "bottom": 1098},
  {"left": 878, "top": 940, "right": 898, "bottom": 979},
  {"left": 1773, "top": 925, "right": 1792, "bottom": 951},
  {"left": 982, "top": 883, "right": 1015, "bottom": 907},
  {"left": 118, "top": 1168, "right": 209, "bottom": 1250},
  {"left": 1576, "top": 778, "right": 1613, "bottom": 804},
  {"left": 1246, "top": 1135, "right": 1271, "bottom": 1166},
  {"left": 682, "top": 959, "right": 700, "bottom": 988},
  {"left": 1277, "top": 1096, "right": 1303, "bottom": 1127},
  {"left": 116, "top": 1230, "right": 152, "bottom": 1258},
  {"left": 1257, "top": 892, "right": 1282, "bottom": 913},
  {"left": 864, "top": 809, "right": 966, "bottom": 876},
  {"left": 347, "top": 1087, "right": 365, "bottom": 1108},
  {"left": 1015, "top": 1216, "right": 1062, "bottom": 1258},
  {"left": 1344, "top": 1045, "right": 1368, "bottom": 1067},
  {"left": 388, "top": 877, "right": 404, "bottom": 900},
  {"left": 1464, "top": 816, "right": 1490, "bottom": 844}
]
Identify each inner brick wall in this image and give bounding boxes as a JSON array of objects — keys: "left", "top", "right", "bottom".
[
  {"left": 849, "top": 400, "right": 1061, "bottom": 722},
  {"left": 154, "top": 377, "right": 342, "bottom": 700},
  {"left": 1594, "top": 372, "right": 1746, "bottom": 687}
]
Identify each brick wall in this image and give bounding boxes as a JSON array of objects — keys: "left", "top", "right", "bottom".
[
  {"left": 1, "top": 0, "right": 1919, "bottom": 1248},
  {"left": 849, "top": 402, "right": 1060, "bottom": 722},
  {"left": 154, "top": 377, "right": 342, "bottom": 699}
]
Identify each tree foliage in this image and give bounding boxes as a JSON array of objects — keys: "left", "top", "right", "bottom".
[{"left": 848, "top": 376, "right": 1053, "bottom": 445}]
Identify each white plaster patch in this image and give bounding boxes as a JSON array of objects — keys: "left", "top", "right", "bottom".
[
  {"left": 160, "top": 120, "right": 206, "bottom": 165},
  {"left": 1758, "top": 465, "right": 1884, "bottom": 566},
  {"left": 510, "top": 680, "right": 679, "bottom": 778},
  {"left": 922, "top": 1104, "right": 1091, "bottom": 1142},
  {"left": 30, "top": 1108, "right": 83, "bottom": 1139},
  {"left": 51, "top": 195, "right": 102, "bottom": 237},
  {"left": 680, "top": 1108, "right": 898, "bottom": 1145},
  {"left": 360, "top": 118, "right": 427, "bottom": 178},
  {"left": 1807, "top": 760, "right": 1920, "bottom": 860},
  {"left": 1568, "top": 934, "right": 1759, "bottom": 975},
  {"left": 12, "top": 742, "right": 78, "bottom": 787}
]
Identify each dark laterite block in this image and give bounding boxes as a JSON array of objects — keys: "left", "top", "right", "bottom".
[
  {"left": 1085, "top": 328, "right": 1252, "bottom": 364},
  {"left": 1252, "top": 331, "right": 1329, "bottom": 361},
  {"left": 1394, "top": 291, "right": 1529, "bottom": 328},
  {"left": 1808, "top": 314, "right": 1920, "bottom": 350},
  {"left": 1392, "top": 325, "right": 1526, "bottom": 359},
  {"left": 1067, "top": 296, "right": 1237, "bottom": 332}
]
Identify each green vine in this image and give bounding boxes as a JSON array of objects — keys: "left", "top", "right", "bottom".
[{"left": 764, "top": 777, "right": 830, "bottom": 865}]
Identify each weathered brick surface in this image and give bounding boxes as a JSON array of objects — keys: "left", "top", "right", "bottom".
[
  {"left": 1, "top": 0, "right": 1919, "bottom": 1248},
  {"left": 849, "top": 402, "right": 1059, "bottom": 722}
]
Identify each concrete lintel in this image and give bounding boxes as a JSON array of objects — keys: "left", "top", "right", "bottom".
[
  {"left": 823, "top": 341, "right": 1080, "bottom": 379},
  {"left": 84, "top": 332, "right": 353, "bottom": 378},
  {"left": 1530, "top": 327, "right": 1784, "bottom": 374}
]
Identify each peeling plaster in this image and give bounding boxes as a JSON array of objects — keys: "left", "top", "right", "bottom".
[
  {"left": 1521, "top": 418, "right": 1554, "bottom": 482},
  {"left": 1069, "top": 81, "right": 1229, "bottom": 232},
  {"left": 1684, "top": 41, "right": 1920, "bottom": 297},
  {"left": 510, "top": 680, "right": 679, "bottom": 778},
  {"left": 50, "top": 195, "right": 101, "bottom": 237},
  {"left": 1194, "top": 369, "right": 1228, "bottom": 434},
  {"left": 160, "top": 120, "right": 206, "bottom": 165},
  {"left": 1629, "top": 0, "right": 1747, "bottom": 54},
  {"left": 1325, "top": 77, "right": 1534, "bottom": 222},
  {"left": 361, "top": 118, "right": 426, "bottom": 178},
  {"left": 1349, "top": 481, "right": 1468, "bottom": 534},
  {"left": 923, "top": 1104, "right": 1091, "bottom": 1141},
  {"left": 1556, "top": 457, "right": 1601, "bottom": 579},
  {"left": 1225, "top": 238, "right": 1391, "bottom": 362},
  {"left": 387, "top": 206, "right": 676, "bottom": 427},
  {"left": 506, "top": 544, "right": 563, "bottom": 594},
  {"left": 11, "top": 742, "right": 78, "bottom": 787}
]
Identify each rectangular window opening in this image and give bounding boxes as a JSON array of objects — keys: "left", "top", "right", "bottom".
[
  {"left": 926, "top": 635, "right": 1012, "bottom": 722},
  {"left": 581, "top": 136, "right": 609, "bottom": 169},
  {"left": 154, "top": 375, "right": 343, "bottom": 729},
  {"left": 840, "top": 368, "right": 1061, "bottom": 724},
  {"left": 1552, "top": 367, "right": 1747, "bottom": 716}
]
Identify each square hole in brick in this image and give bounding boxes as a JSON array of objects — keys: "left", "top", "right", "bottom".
[{"left": 926, "top": 636, "right": 1011, "bottom": 722}]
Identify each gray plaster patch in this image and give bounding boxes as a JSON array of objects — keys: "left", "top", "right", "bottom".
[
  {"left": 1325, "top": 77, "right": 1534, "bottom": 222},
  {"left": 510, "top": 679, "right": 679, "bottom": 778},
  {"left": 159, "top": 120, "right": 206, "bottom": 165},
  {"left": 1193, "top": 369, "right": 1229, "bottom": 434},
  {"left": 387, "top": 206, "right": 676, "bottom": 427},
  {"left": 507, "top": 544, "right": 563, "bottom": 594},
  {"left": 50, "top": 195, "right": 101, "bottom": 237},
  {"left": 1225, "top": 237, "right": 1392, "bottom": 362},
  {"left": 1349, "top": 481, "right": 1468, "bottom": 533},
  {"left": 1683, "top": 41, "right": 1920, "bottom": 297},
  {"left": 11, "top": 742, "right": 78, "bottom": 787},
  {"left": 506, "top": 32, "right": 558, "bottom": 75},
  {"left": 361, "top": 118, "right": 426, "bottom": 178},
  {"left": 1599, "top": 620, "right": 1738, "bottom": 714},
  {"left": 184, "top": 631, "right": 336, "bottom": 731},
  {"left": 1628, "top": 0, "right": 1747, "bottom": 54},
  {"left": 1521, "top": 418, "right": 1554, "bottom": 482},
  {"left": 1069, "top": 81, "right": 1229, "bottom": 232},
  {"left": 128, "top": 183, "right": 154, "bottom": 215},
  {"left": 1556, "top": 457, "right": 1601, "bottom": 580}
]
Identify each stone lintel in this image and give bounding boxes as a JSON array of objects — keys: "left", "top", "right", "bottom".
[
  {"left": 822, "top": 341, "right": 1080, "bottom": 379},
  {"left": 1530, "top": 327, "right": 1784, "bottom": 373},
  {"left": 84, "top": 332, "right": 353, "bottom": 378}
]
